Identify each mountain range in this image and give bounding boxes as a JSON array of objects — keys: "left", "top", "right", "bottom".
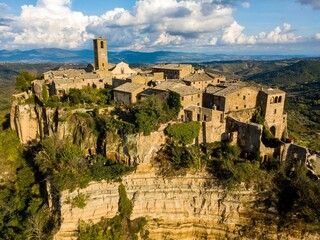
[{"left": 0, "top": 48, "right": 313, "bottom": 64}]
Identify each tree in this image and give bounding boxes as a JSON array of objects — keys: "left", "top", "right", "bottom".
[
  {"left": 15, "top": 71, "right": 36, "bottom": 92},
  {"left": 165, "top": 121, "right": 200, "bottom": 145}
]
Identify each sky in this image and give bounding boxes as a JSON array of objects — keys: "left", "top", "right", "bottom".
[{"left": 0, "top": 0, "right": 320, "bottom": 55}]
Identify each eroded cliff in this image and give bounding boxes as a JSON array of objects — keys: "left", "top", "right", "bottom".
[{"left": 55, "top": 163, "right": 319, "bottom": 240}]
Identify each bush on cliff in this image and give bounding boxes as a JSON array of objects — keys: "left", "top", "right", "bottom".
[
  {"left": 115, "top": 92, "right": 182, "bottom": 136},
  {"left": 165, "top": 121, "right": 200, "bottom": 145},
  {"left": 15, "top": 70, "right": 38, "bottom": 92},
  {"left": 35, "top": 137, "right": 134, "bottom": 192}
]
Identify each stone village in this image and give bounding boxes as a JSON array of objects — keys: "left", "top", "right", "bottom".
[{"left": 11, "top": 37, "right": 319, "bottom": 177}]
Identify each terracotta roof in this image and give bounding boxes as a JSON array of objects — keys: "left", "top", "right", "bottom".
[{"left": 114, "top": 82, "right": 146, "bottom": 93}]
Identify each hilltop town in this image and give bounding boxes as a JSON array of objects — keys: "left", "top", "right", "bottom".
[
  {"left": 12, "top": 37, "right": 317, "bottom": 165},
  {"left": 5, "top": 37, "right": 320, "bottom": 240}
]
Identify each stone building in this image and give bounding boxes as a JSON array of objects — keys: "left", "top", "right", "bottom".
[
  {"left": 152, "top": 64, "right": 194, "bottom": 79},
  {"left": 257, "top": 88, "right": 287, "bottom": 139},
  {"left": 110, "top": 61, "right": 137, "bottom": 79},
  {"left": 203, "top": 84, "right": 259, "bottom": 112},
  {"left": 93, "top": 37, "right": 108, "bottom": 71},
  {"left": 183, "top": 70, "right": 226, "bottom": 91},
  {"left": 113, "top": 83, "right": 147, "bottom": 105}
]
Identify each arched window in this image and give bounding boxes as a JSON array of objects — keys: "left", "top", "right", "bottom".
[
  {"left": 275, "top": 96, "right": 278, "bottom": 103},
  {"left": 270, "top": 97, "right": 274, "bottom": 104},
  {"left": 278, "top": 96, "right": 282, "bottom": 103},
  {"left": 270, "top": 126, "right": 276, "bottom": 136},
  {"left": 100, "top": 41, "right": 104, "bottom": 48}
]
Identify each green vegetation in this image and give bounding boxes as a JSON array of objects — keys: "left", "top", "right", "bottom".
[
  {"left": 67, "top": 87, "right": 113, "bottom": 106},
  {"left": 115, "top": 92, "right": 181, "bottom": 135},
  {"left": 0, "top": 133, "right": 55, "bottom": 239},
  {"left": 35, "top": 137, "right": 134, "bottom": 192},
  {"left": 165, "top": 121, "right": 200, "bottom": 145},
  {"left": 65, "top": 193, "right": 89, "bottom": 209},
  {"left": 15, "top": 70, "right": 39, "bottom": 92},
  {"left": 77, "top": 184, "right": 148, "bottom": 240}
]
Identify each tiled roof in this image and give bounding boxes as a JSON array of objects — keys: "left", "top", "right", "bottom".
[
  {"left": 152, "top": 81, "right": 185, "bottom": 91},
  {"left": 205, "top": 85, "right": 225, "bottom": 94},
  {"left": 183, "top": 72, "right": 216, "bottom": 82},
  {"left": 171, "top": 85, "right": 201, "bottom": 96},
  {"left": 114, "top": 82, "right": 146, "bottom": 93},
  {"left": 152, "top": 64, "right": 192, "bottom": 71}
]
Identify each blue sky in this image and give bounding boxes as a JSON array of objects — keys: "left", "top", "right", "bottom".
[{"left": 0, "top": 0, "right": 319, "bottom": 55}]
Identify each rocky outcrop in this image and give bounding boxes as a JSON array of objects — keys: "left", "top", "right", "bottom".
[
  {"left": 55, "top": 163, "right": 320, "bottom": 240},
  {"left": 55, "top": 163, "right": 253, "bottom": 239}
]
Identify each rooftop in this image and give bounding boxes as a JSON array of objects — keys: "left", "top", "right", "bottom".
[
  {"left": 171, "top": 85, "right": 202, "bottom": 96},
  {"left": 152, "top": 64, "right": 192, "bottom": 71},
  {"left": 183, "top": 72, "right": 225, "bottom": 82},
  {"left": 114, "top": 82, "right": 146, "bottom": 93},
  {"left": 261, "top": 88, "right": 285, "bottom": 95}
]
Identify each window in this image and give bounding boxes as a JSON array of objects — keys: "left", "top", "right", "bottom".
[
  {"left": 270, "top": 97, "right": 274, "bottom": 104},
  {"left": 198, "top": 94, "right": 200, "bottom": 98},
  {"left": 100, "top": 41, "right": 104, "bottom": 48},
  {"left": 243, "top": 95, "right": 246, "bottom": 100},
  {"left": 244, "top": 105, "right": 246, "bottom": 108},
  {"left": 278, "top": 96, "right": 282, "bottom": 103},
  {"left": 274, "top": 109, "right": 277, "bottom": 114},
  {"left": 182, "top": 97, "right": 184, "bottom": 101},
  {"left": 236, "top": 106, "right": 238, "bottom": 110}
]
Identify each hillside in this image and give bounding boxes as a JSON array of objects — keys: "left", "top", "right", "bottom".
[{"left": 245, "top": 59, "right": 320, "bottom": 86}]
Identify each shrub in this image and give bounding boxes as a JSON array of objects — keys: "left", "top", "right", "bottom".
[
  {"left": 65, "top": 193, "right": 89, "bottom": 209},
  {"left": 165, "top": 121, "right": 200, "bottom": 145}
]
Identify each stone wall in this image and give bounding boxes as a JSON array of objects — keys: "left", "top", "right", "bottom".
[{"left": 226, "top": 117, "right": 262, "bottom": 154}]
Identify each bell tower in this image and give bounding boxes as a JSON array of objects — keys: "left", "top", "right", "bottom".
[{"left": 93, "top": 37, "right": 108, "bottom": 71}]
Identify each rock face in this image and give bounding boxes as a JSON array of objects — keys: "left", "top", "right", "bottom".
[
  {"left": 55, "top": 163, "right": 255, "bottom": 239},
  {"left": 55, "top": 163, "right": 320, "bottom": 240}
]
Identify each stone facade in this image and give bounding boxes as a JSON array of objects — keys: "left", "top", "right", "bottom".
[
  {"left": 258, "top": 88, "right": 287, "bottom": 139},
  {"left": 152, "top": 64, "right": 194, "bottom": 79},
  {"left": 114, "top": 83, "right": 147, "bottom": 105},
  {"left": 93, "top": 37, "right": 108, "bottom": 71}
]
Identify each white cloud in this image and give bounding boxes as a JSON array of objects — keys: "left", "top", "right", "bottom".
[
  {"left": 315, "top": 33, "right": 320, "bottom": 40},
  {"left": 221, "top": 22, "right": 300, "bottom": 45},
  {"left": 258, "top": 23, "right": 300, "bottom": 43},
  {"left": 152, "top": 32, "right": 183, "bottom": 46},
  {"left": 242, "top": 2, "right": 250, "bottom": 8},
  {"left": 0, "top": 3, "right": 10, "bottom": 11},
  {"left": 221, "top": 21, "right": 256, "bottom": 44},
  {"left": 0, "top": 0, "right": 314, "bottom": 51}
]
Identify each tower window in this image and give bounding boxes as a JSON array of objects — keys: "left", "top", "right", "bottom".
[{"left": 100, "top": 41, "right": 104, "bottom": 48}]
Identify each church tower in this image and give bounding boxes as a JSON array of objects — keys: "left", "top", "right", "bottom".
[{"left": 93, "top": 37, "right": 108, "bottom": 71}]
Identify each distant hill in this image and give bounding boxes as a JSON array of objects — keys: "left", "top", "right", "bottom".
[
  {"left": 245, "top": 59, "right": 320, "bottom": 86},
  {"left": 0, "top": 48, "right": 311, "bottom": 64}
]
